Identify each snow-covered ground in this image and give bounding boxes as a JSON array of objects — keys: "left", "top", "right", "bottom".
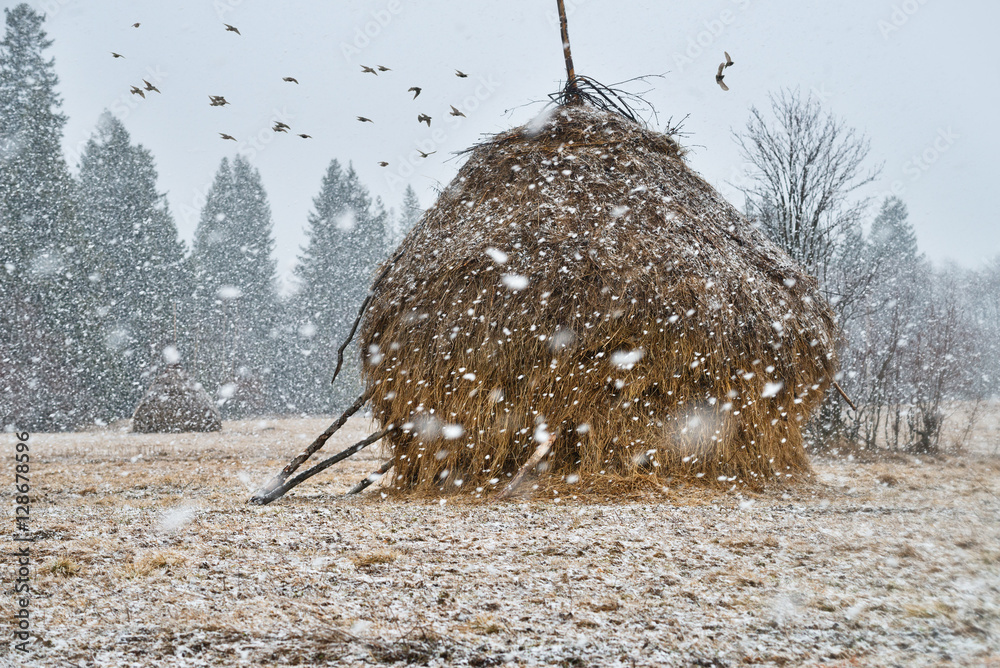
[{"left": 5, "top": 416, "right": 999, "bottom": 667}]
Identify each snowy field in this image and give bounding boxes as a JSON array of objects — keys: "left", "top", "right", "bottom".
[{"left": 6, "top": 415, "right": 1000, "bottom": 667}]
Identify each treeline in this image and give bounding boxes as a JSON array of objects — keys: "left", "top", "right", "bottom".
[
  {"left": 738, "top": 91, "right": 1000, "bottom": 453},
  {"left": 0, "top": 5, "right": 421, "bottom": 430}
]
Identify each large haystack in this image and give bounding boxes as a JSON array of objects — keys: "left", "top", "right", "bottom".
[
  {"left": 132, "top": 364, "right": 222, "bottom": 433},
  {"left": 360, "top": 104, "right": 837, "bottom": 494}
]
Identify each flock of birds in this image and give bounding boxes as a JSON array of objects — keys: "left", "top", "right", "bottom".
[
  {"left": 112, "top": 21, "right": 736, "bottom": 164},
  {"left": 111, "top": 21, "right": 479, "bottom": 167},
  {"left": 354, "top": 64, "right": 473, "bottom": 163}
]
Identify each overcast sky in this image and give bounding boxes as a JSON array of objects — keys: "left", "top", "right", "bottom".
[{"left": 16, "top": 0, "right": 999, "bottom": 285}]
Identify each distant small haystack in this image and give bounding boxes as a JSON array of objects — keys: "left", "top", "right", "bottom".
[
  {"left": 359, "top": 104, "right": 838, "bottom": 494},
  {"left": 132, "top": 364, "right": 222, "bottom": 433}
]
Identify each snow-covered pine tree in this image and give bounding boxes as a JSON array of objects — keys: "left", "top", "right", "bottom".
[
  {"left": 390, "top": 184, "right": 422, "bottom": 249},
  {"left": 288, "top": 160, "right": 388, "bottom": 413},
  {"left": 0, "top": 3, "right": 87, "bottom": 430},
  {"left": 187, "top": 155, "right": 278, "bottom": 417},
  {"left": 76, "top": 112, "right": 188, "bottom": 419},
  {"left": 868, "top": 197, "right": 920, "bottom": 276}
]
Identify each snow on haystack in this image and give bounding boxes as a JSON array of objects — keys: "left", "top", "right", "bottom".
[
  {"left": 132, "top": 364, "right": 222, "bottom": 433},
  {"left": 359, "top": 103, "right": 838, "bottom": 494}
]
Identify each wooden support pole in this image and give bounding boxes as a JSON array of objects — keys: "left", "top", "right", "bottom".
[
  {"left": 497, "top": 437, "right": 553, "bottom": 500},
  {"left": 832, "top": 380, "right": 858, "bottom": 412},
  {"left": 249, "top": 390, "right": 371, "bottom": 503},
  {"left": 251, "top": 427, "right": 393, "bottom": 505},
  {"left": 331, "top": 245, "right": 408, "bottom": 385},
  {"left": 347, "top": 459, "right": 395, "bottom": 496}
]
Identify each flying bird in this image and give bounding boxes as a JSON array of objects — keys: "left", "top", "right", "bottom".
[
  {"left": 272, "top": 124, "right": 288, "bottom": 133},
  {"left": 417, "top": 113, "right": 431, "bottom": 126},
  {"left": 360, "top": 65, "right": 378, "bottom": 75},
  {"left": 131, "top": 22, "right": 140, "bottom": 28},
  {"left": 357, "top": 116, "right": 374, "bottom": 123},
  {"left": 724, "top": 51, "right": 734, "bottom": 68},
  {"left": 224, "top": 23, "right": 240, "bottom": 35},
  {"left": 209, "top": 95, "right": 229, "bottom": 106},
  {"left": 111, "top": 52, "right": 125, "bottom": 59},
  {"left": 273, "top": 121, "right": 290, "bottom": 130},
  {"left": 449, "top": 105, "right": 466, "bottom": 118},
  {"left": 408, "top": 86, "right": 422, "bottom": 99},
  {"left": 297, "top": 134, "right": 312, "bottom": 139},
  {"left": 378, "top": 161, "right": 389, "bottom": 167},
  {"left": 417, "top": 149, "right": 436, "bottom": 158},
  {"left": 282, "top": 77, "right": 299, "bottom": 84},
  {"left": 143, "top": 79, "right": 160, "bottom": 93},
  {"left": 377, "top": 65, "right": 391, "bottom": 72},
  {"left": 129, "top": 85, "right": 145, "bottom": 98},
  {"left": 219, "top": 133, "right": 236, "bottom": 141},
  {"left": 716, "top": 62, "right": 729, "bottom": 91},
  {"left": 455, "top": 69, "right": 468, "bottom": 78}
]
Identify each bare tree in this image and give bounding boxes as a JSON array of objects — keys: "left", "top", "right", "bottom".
[{"left": 734, "top": 89, "right": 881, "bottom": 289}]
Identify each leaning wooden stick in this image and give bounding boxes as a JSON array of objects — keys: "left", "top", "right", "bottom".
[
  {"left": 331, "top": 246, "right": 408, "bottom": 386},
  {"left": 252, "top": 427, "right": 393, "bottom": 505},
  {"left": 497, "top": 439, "right": 552, "bottom": 500},
  {"left": 347, "top": 459, "right": 395, "bottom": 496},
  {"left": 250, "top": 390, "right": 371, "bottom": 503},
  {"left": 832, "top": 380, "right": 858, "bottom": 412}
]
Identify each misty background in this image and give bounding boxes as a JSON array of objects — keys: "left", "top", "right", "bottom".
[
  {"left": 2, "top": 0, "right": 998, "bottom": 451},
  {"left": 29, "top": 0, "right": 1000, "bottom": 286}
]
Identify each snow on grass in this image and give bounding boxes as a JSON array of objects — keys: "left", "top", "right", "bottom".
[{"left": 16, "top": 415, "right": 1000, "bottom": 666}]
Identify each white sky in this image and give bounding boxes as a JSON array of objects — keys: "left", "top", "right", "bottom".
[{"left": 17, "top": 0, "right": 1000, "bottom": 285}]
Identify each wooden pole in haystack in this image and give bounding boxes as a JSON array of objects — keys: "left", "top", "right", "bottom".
[{"left": 556, "top": 0, "right": 581, "bottom": 103}]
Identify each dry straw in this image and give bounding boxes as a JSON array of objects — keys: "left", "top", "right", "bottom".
[
  {"left": 359, "top": 103, "right": 838, "bottom": 495},
  {"left": 132, "top": 364, "right": 222, "bottom": 433}
]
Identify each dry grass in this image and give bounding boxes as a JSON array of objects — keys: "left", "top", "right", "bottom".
[
  {"left": 121, "top": 550, "right": 188, "bottom": 578},
  {"left": 8, "top": 416, "right": 1000, "bottom": 667},
  {"left": 360, "top": 104, "right": 838, "bottom": 495},
  {"left": 43, "top": 556, "right": 81, "bottom": 578},
  {"left": 351, "top": 549, "right": 398, "bottom": 569}
]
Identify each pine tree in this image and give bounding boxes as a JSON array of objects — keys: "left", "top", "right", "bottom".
[
  {"left": 288, "top": 160, "right": 388, "bottom": 413},
  {"left": 187, "top": 155, "right": 278, "bottom": 416},
  {"left": 390, "top": 184, "right": 422, "bottom": 248},
  {"left": 75, "top": 112, "right": 188, "bottom": 418},
  {"left": 0, "top": 4, "right": 86, "bottom": 430},
  {"left": 869, "top": 196, "right": 920, "bottom": 275}
]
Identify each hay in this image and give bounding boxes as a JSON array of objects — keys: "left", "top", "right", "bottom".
[
  {"left": 132, "top": 364, "right": 222, "bottom": 433},
  {"left": 359, "top": 104, "right": 837, "bottom": 494}
]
